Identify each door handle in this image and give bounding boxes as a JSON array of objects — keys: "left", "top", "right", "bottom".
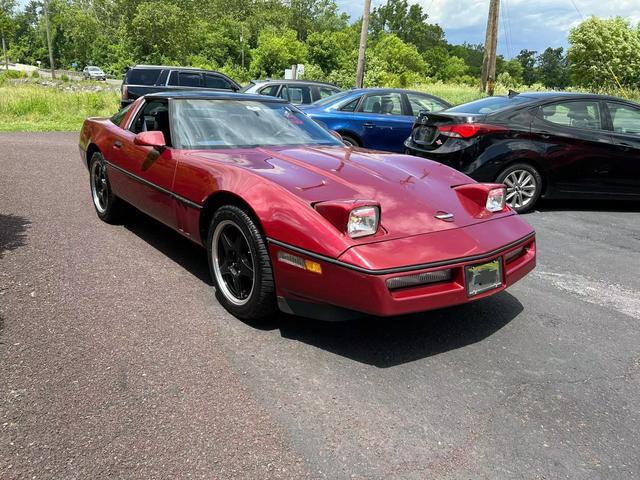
[
  {"left": 113, "top": 141, "right": 123, "bottom": 149},
  {"left": 363, "top": 122, "right": 375, "bottom": 128}
]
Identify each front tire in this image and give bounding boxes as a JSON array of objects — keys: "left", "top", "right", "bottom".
[
  {"left": 207, "top": 205, "right": 277, "bottom": 321},
  {"left": 89, "top": 152, "right": 126, "bottom": 223},
  {"left": 496, "top": 163, "right": 543, "bottom": 214}
]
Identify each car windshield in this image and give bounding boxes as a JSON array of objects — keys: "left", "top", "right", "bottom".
[
  {"left": 311, "top": 90, "right": 354, "bottom": 107},
  {"left": 88, "top": 67, "right": 101, "bottom": 72},
  {"left": 171, "top": 99, "right": 343, "bottom": 149},
  {"left": 446, "top": 95, "right": 536, "bottom": 114}
]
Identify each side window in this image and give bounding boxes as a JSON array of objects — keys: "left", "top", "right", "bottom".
[
  {"left": 540, "top": 101, "right": 602, "bottom": 130},
  {"left": 319, "top": 87, "right": 339, "bottom": 99},
  {"left": 406, "top": 93, "right": 448, "bottom": 115},
  {"left": 359, "top": 93, "right": 403, "bottom": 115},
  {"left": 168, "top": 72, "right": 202, "bottom": 87},
  {"left": 285, "top": 85, "right": 312, "bottom": 105},
  {"left": 258, "top": 85, "right": 280, "bottom": 97},
  {"left": 606, "top": 103, "right": 640, "bottom": 135},
  {"left": 204, "top": 74, "right": 232, "bottom": 90},
  {"left": 339, "top": 98, "right": 360, "bottom": 112},
  {"left": 128, "top": 100, "right": 172, "bottom": 146}
]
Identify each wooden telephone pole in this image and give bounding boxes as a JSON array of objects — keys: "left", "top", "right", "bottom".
[
  {"left": 43, "top": 0, "right": 55, "bottom": 79},
  {"left": 355, "top": 0, "right": 371, "bottom": 88},
  {"left": 480, "top": 0, "right": 499, "bottom": 95}
]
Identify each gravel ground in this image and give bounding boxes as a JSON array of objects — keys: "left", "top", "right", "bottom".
[{"left": 1, "top": 132, "right": 639, "bottom": 479}]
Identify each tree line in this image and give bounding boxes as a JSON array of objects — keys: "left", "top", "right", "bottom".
[{"left": 1, "top": 0, "right": 639, "bottom": 91}]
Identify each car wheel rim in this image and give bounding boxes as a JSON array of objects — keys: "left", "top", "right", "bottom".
[
  {"left": 91, "top": 159, "right": 109, "bottom": 214},
  {"left": 503, "top": 170, "right": 537, "bottom": 209},
  {"left": 212, "top": 220, "right": 255, "bottom": 306},
  {"left": 343, "top": 138, "right": 355, "bottom": 147}
]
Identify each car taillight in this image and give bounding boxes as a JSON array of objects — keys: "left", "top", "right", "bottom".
[
  {"left": 122, "top": 85, "right": 128, "bottom": 100},
  {"left": 437, "top": 123, "right": 506, "bottom": 139}
]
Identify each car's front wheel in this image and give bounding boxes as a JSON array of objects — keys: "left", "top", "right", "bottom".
[
  {"left": 89, "top": 151, "right": 126, "bottom": 223},
  {"left": 207, "top": 205, "right": 277, "bottom": 321},
  {"left": 496, "top": 163, "right": 543, "bottom": 214}
]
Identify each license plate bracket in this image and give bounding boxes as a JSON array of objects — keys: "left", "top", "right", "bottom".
[{"left": 465, "top": 259, "right": 503, "bottom": 296}]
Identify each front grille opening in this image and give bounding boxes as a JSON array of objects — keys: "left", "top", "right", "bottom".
[{"left": 387, "top": 269, "right": 453, "bottom": 291}]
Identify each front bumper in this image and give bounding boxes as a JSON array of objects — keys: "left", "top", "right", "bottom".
[{"left": 269, "top": 227, "right": 536, "bottom": 319}]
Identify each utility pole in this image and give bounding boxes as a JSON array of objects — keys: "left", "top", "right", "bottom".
[
  {"left": 355, "top": 0, "right": 371, "bottom": 88},
  {"left": 2, "top": 31, "right": 7, "bottom": 70},
  {"left": 240, "top": 24, "right": 244, "bottom": 70},
  {"left": 480, "top": 0, "right": 499, "bottom": 95},
  {"left": 43, "top": 0, "right": 55, "bottom": 79}
]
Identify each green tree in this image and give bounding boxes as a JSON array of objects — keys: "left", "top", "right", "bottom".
[
  {"left": 436, "top": 55, "right": 468, "bottom": 82},
  {"left": 568, "top": 16, "right": 640, "bottom": 88},
  {"left": 516, "top": 49, "right": 538, "bottom": 85},
  {"left": 129, "top": 2, "right": 196, "bottom": 64},
  {"left": 537, "top": 47, "right": 569, "bottom": 89},
  {"left": 502, "top": 57, "right": 524, "bottom": 85},
  {"left": 370, "top": 0, "right": 445, "bottom": 52},
  {"left": 372, "top": 34, "right": 427, "bottom": 76},
  {"left": 249, "top": 28, "right": 307, "bottom": 77}
]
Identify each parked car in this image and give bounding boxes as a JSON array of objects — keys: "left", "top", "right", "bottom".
[
  {"left": 404, "top": 92, "right": 640, "bottom": 212},
  {"left": 300, "top": 88, "right": 451, "bottom": 152},
  {"left": 83, "top": 66, "right": 106, "bottom": 81},
  {"left": 241, "top": 79, "right": 341, "bottom": 105},
  {"left": 79, "top": 91, "right": 535, "bottom": 321},
  {"left": 120, "top": 65, "right": 240, "bottom": 108}
]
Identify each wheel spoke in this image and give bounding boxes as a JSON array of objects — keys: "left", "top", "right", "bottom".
[
  {"left": 220, "top": 232, "right": 234, "bottom": 255},
  {"left": 506, "top": 191, "right": 517, "bottom": 201},
  {"left": 517, "top": 171, "right": 526, "bottom": 184},
  {"left": 504, "top": 177, "right": 515, "bottom": 187},
  {"left": 230, "top": 273, "right": 243, "bottom": 296},
  {"left": 238, "top": 255, "right": 254, "bottom": 279}
]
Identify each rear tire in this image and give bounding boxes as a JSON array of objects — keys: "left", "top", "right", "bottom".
[
  {"left": 340, "top": 134, "right": 360, "bottom": 148},
  {"left": 207, "top": 205, "right": 277, "bottom": 321},
  {"left": 496, "top": 163, "right": 543, "bottom": 214},
  {"left": 89, "top": 152, "right": 126, "bottom": 223}
]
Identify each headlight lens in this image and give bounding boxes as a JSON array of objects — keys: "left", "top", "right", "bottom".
[
  {"left": 486, "top": 187, "right": 506, "bottom": 212},
  {"left": 347, "top": 206, "right": 379, "bottom": 238}
]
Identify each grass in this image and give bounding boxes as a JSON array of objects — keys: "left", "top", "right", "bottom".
[{"left": 0, "top": 81, "right": 120, "bottom": 132}]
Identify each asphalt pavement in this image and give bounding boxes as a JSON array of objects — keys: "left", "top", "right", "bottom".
[{"left": 1, "top": 132, "right": 639, "bottom": 479}]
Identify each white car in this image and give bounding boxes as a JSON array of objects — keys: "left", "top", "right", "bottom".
[{"left": 83, "top": 66, "right": 106, "bottom": 81}]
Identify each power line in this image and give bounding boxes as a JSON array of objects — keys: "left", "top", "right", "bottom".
[{"left": 568, "top": 0, "right": 584, "bottom": 19}]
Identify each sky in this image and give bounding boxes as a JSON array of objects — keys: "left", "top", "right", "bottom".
[{"left": 336, "top": 0, "right": 640, "bottom": 58}]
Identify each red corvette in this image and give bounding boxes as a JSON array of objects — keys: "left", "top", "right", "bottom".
[{"left": 79, "top": 91, "right": 536, "bottom": 321}]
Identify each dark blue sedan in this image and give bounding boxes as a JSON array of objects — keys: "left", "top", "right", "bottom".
[{"left": 300, "top": 88, "right": 451, "bottom": 152}]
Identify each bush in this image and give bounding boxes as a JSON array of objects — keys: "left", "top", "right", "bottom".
[
  {"left": 60, "top": 74, "right": 70, "bottom": 82},
  {"left": 3, "top": 69, "right": 27, "bottom": 79},
  {"left": 31, "top": 70, "right": 40, "bottom": 78}
]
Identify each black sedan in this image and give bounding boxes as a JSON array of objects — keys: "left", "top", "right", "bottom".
[{"left": 404, "top": 92, "right": 640, "bottom": 212}]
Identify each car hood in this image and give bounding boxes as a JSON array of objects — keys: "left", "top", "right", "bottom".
[{"left": 191, "top": 145, "right": 514, "bottom": 242}]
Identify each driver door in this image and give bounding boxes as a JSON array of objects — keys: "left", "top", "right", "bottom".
[{"left": 108, "top": 99, "right": 179, "bottom": 228}]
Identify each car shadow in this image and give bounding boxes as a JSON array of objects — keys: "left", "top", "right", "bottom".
[
  {"left": 123, "top": 209, "right": 212, "bottom": 286},
  {"left": 532, "top": 198, "right": 640, "bottom": 213},
  {"left": 122, "top": 210, "right": 523, "bottom": 367},
  {"left": 0, "top": 213, "right": 31, "bottom": 259},
  {"left": 273, "top": 292, "right": 523, "bottom": 368}
]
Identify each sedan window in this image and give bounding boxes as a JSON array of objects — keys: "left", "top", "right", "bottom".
[
  {"left": 607, "top": 103, "right": 640, "bottom": 135},
  {"left": 541, "top": 101, "right": 602, "bottom": 130},
  {"left": 406, "top": 93, "right": 448, "bottom": 115},
  {"left": 319, "top": 87, "right": 340, "bottom": 99},
  {"left": 359, "top": 93, "right": 403, "bottom": 115},
  {"left": 259, "top": 85, "right": 281, "bottom": 97},
  {"left": 284, "top": 85, "right": 312, "bottom": 105}
]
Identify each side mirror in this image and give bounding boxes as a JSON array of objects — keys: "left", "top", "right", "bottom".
[
  {"left": 329, "top": 130, "right": 343, "bottom": 142},
  {"left": 134, "top": 131, "right": 166, "bottom": 149}
]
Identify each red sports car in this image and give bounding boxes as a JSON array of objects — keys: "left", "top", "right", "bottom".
[{"left": 79, "top": 91, "right": 536, "bottom": 321}]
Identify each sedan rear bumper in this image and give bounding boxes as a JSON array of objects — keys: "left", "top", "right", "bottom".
[{"left": 269, "top": 226, "right": 536, "bottom": 319}]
